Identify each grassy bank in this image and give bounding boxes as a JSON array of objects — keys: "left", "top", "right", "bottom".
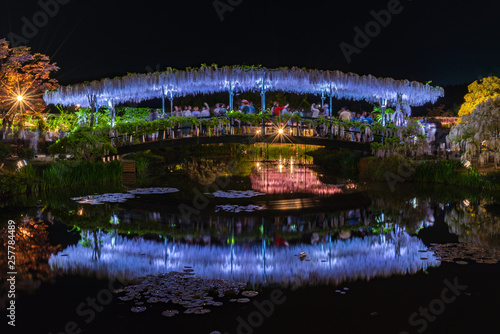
[
  {"left": 359, "top": 155, "right": 500, "bottom": 189},
  {"left": 0, "top": 160, "right": 123, "bottom": 196}
]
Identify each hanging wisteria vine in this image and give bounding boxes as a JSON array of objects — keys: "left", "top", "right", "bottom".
[{"left": 44, "top": 65, "right": 444, "bottom": 108}]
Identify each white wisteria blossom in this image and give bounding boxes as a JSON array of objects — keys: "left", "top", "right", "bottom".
[{"left": 43, "top": 66, "right": 443, "bottom": 108}]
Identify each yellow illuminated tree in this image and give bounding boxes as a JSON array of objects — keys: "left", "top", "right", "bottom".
[{"left": 458, "top": 76, "right": 500, "bottom": 118}]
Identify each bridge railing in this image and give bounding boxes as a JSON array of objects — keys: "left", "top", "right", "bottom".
[{"left": 107, "top": 115, "right": 386, "bottom": 147}]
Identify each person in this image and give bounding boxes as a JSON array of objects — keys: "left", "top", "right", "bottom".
[
  {"left": 339, "top": 107, "right": 351, "bottom": 121},
  {"left": 311, "top": 103, "right": 320, "bottom": 118},
  {"left": 183, "top": 106, "right": 192, "bottom": 117},
  {"left": 213, "top": 103, "right": 221, "bottom": 116},
  {"left": 321, "top": 104, "right": 329, "bottom": 116},
  {"left": 365, "top": 113, "right": 374, "bottom": 124},
  {"left": 201, "top": 103, "right": 210, "bottom": 117},
  {"left": 359, "top": 112, "right": 367, "bottom": 123},
  {"left": 241, "top": 100, "right": 250, "bottom": 114},
  {"left": 17, "top": 126, "right": 26, "bottom": 147},
  {"left": 248, "top": 101, "right": 256, "bottom": 114},
  {"left": 30, "top": 129, "right": 39, "bottom": 155},
  {"left": 271, "top": 101, "right": 288, "bottom": 116},
  {"left": 173, "top": 106, "right": 182, "bottom": 116},
  {"left": 310, "top": 103, "right": 322, "bottom": 136},
  {"left": 350, "top": 111, "right": 357, "bottom": 122},
  {"left": 192, "top": 106, "right": 201, "bottom": 117},
  {"left": 338, "top": 106, "right": 347, "bottom": 117},
  {"left": 219, "top": 103, "right": 227, "bottom": 116}
]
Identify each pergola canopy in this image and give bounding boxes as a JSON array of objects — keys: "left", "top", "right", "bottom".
[{"left": 44, "top": 65, "right": 444, "bottom": 108}]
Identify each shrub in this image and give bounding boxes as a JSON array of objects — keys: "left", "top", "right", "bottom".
[
  {"left": 17, "top": 147, "right": 36, "bottom": 160},
  {"left": 48, "top": 127, "right": 116, "bottom": 160},
  {"left": 0, "top": 142, "right": 12, "bottom": 162},
  {"left": 413, "top": 160, "right": 462, "bottom": 184}
]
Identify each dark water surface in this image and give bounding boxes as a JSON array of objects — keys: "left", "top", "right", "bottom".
[{"left": 2, "top": 146, "right": 500, "bottom": 334}]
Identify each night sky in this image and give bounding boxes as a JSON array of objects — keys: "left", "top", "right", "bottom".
[{"left": 2, "top": 0, "right": 499, "bottom": 86}]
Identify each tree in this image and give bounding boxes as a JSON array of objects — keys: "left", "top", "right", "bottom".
[
  {"left": 448, "top": 96, "right": 500, "bottom": 165},
  {"left": 0, "top": 39, "right": 59, "bottom": 135},
  {"left": 47, "top": 127, "right": 116, "bottom": 160},
  {"left": 426, "top": 104, "right": 446, "bottom": 117},
  {"left": 458, "top": 76, "right": 500, "bottom": 118}
]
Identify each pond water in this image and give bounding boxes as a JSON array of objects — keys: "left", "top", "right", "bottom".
[{"left": 1, "top": 144, "right": 500, "bottom": 334}]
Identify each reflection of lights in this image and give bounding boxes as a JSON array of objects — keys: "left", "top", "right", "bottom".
[
  {"left": 411, "top": 197, "right": 418, "bottom": 209},
  {"left": 463, "top": 199, "right": 470, "bottom": 207},
  {"left": 77, "top": 208, "right": 84, "bottom": 216},
  {"left": 250, "top": 164, "right": 346, "bottom": 195},
  {"left": 18, "top": 227, "right": 32, "bottom": 237},
  {"left": 110, "top": 214, "right": 120, "bottom": 225},
  {"left": 257, "top": 130, "right": 261, "bottom": 134}
]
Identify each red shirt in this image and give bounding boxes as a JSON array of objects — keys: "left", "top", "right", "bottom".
[{"left": 274, "top": 106, "right": 285, "bottom": 116}]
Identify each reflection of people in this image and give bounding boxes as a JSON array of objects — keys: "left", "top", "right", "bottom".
[
  {"left": 311, "top": 232, "right": 320, "bottom": 245},
  {"left": 274, "top": 235, "right": 289, "bottom": 246},
  {"left": 425, "top": 208, "right": 435, "bottom": 227}
]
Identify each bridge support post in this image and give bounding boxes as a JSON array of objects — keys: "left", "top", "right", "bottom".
[
  {"left": 228, "top": 85, "right": 234, "bottom": 112},
  {"left": 161, "top": 86, "right": 165, "bottom": 117}
]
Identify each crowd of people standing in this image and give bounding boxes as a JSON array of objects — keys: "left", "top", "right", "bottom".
[{"left": 162, "top": 100, "right": 376, "bottom": 125}]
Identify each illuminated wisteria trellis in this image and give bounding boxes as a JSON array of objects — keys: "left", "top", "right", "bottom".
[{"left": 44, "top": 66, "right": 444, "bottom": 115}]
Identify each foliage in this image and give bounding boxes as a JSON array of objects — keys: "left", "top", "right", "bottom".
[
  {"left": 117, "top": 107, "right": 151, "bottom": 122},
  {"left": 448, "top": 96, "right": 500, "bottom": 162},
  {"left": 45, "top": 106, "right": 78, "bottom": 131},
  {"left": 41, "top": 160, "right": 122, "bottom": 189},
  {"left": 0, "top": 165, "right": 37, "bottom": 195},
  {"left": 359, "top": 154, "right": 416, "bottom": 181},
  {"left": 426, "top": 104, "right": 446, "bottom": 117},
  {"left": 458, "top": 76, "right": 500, "bottom": 118},
  {"left": 48, "top": 127, "right": 116, "bottom": 160},
  {"left": 17, "top": 146, "right": 36, "bottom": 160},
  {"left": 0, "top": 141, "right": 11, "bottom": 161},
  {"left": 413, "top": 160, "right": 463, "bottom": 183},
  {"left": 0, "top": 39, "right": 59, "bottom": 130}
]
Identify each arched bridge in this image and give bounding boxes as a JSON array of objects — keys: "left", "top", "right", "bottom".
[{"left": 115, "top": 133, "right": 371, "bottom": 155}]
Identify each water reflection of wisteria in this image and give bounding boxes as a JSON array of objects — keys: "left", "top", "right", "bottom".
[
  {"left": 250, "top": 162, "right": 356, "bottom": 196},
  {"left": 49, "top": 230, "right": 439, "bottom": 287}
]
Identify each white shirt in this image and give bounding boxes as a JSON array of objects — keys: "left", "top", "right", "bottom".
[
  {"left": 311, "top": 106, "right": 320, "bottom": 118},
  {"left": 201, "top": 110, "right": 210, "bottom": 117}
]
